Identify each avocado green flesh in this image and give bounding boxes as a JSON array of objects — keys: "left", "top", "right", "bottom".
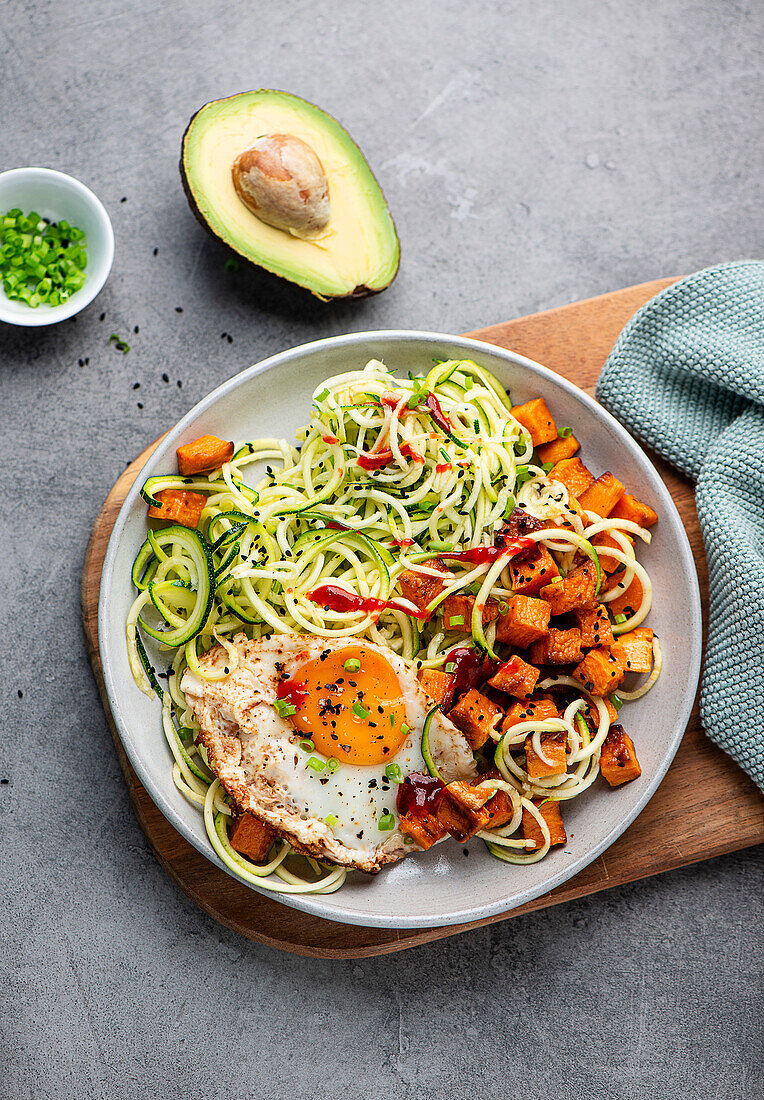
[{"left": 181, "top": 90, "right": 400, "bottom": 299}]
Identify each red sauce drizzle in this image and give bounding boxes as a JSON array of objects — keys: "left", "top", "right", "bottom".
[
  {"left": 425, "top": 392, "right": 455, "bottom": 436},
  {"left": 276, "top": 677, "right": 308, "bottom": 710},
  {"left": 443, "top": 647, "right": 499, "bottom": 710},
  {"left": 435, "top": 462, "right": 452, "bottom": 473},
  {"left": 439, "top": 536, "right": 535, "bottom": 565},
  {"left": 322, "top": 434, "right": 339, "bottom": 444},
  {"left": 307, "top": 584, "right": 431, "bottom": 621},
  {"left": 396, "top": 772, "right": 446, "bottom": 818},
  {"left": 356, "top": 441, "right": 424, "bottom": 470}
]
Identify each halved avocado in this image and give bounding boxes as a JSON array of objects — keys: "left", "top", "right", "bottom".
[{"left": 180, "top": 90, "right": 400, "bottom": 300}]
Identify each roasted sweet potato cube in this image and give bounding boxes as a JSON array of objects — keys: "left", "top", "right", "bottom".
[
  {"left": 418, "top": 668, "right": 455, "bottom": 707},
  {"left": 572, "top": 646, "right": 626, "bottom": 695},
  {"left": 578, "top": 472, "right": 626, "bottom": 517},
  {"left": 448, "top": 688, "right": 503, "bottom": 748},
  {"left": 502, "top": 696, "right": 559, "bottom": 732},
  {"left": 548, "top": 457, "right": 594, "bottom": 500},
  {"left": 522, "top": 800, "right": 567, "bottom": 849},
  {"left": 176, "top": 434, "right": 235, "bottom": 476},
  {"left": 398, "top": 561, "right": 448, "bottom": 611},
  {"left": 495, "top": 594, "right": 551, "bottom": 647},
  {"left": 229, "top": 813, "right": 276, "bottom": 862},
  {"left": 500, "top": 508, "right": 547, "bottom": 541},
  {"left": 399, "top": 811, "right": 446, "bottom": 850},
  {"left": 509, "top": 545, "right": 560, "bottom": 595},
  {"left": 488, "top": 656, "right": 540, "bottom": 699},
  {"left": 510, "top": 397, "right": 558, "bottom": 445},
  {"left": 600, "top": 724, "right": 642, "bottom": 786},
  {"left": 539, "top": 627, "right": 584, "bottom": 665},
  {"left": 147, "top": 488, "right": 206, "bottom": 529},
  {"left": 610, "top": 493, "right": 658, "bottom": 529},
  {"left": 592, "top": 529, "right": 634, "bottom": 573},
  {"left": 575, "top": 605, "right": 614, "bottom": 648},
  {"left": 606, "top": 573, "right": 644, "bottom": 618},
  {"left": 611, "top": 628, "right": 654, "bottom": 673},
  {"left": 436, "top": 783, "right": 492, "bottom": 843},
  {"left": 580, "top": 694, "right": 619, "bottom": 730},
  {"left": 480, "top": 767, "right": 516, "bottom": 828},
  {"left": 524, "top": 730, "right": 567, "bottom": 777},
  {"left": 536, "top": 433, "right": 580, "bottom": 465},
  {"left": 540, "top": 560, "right": 598, "bottom": 614},
  {"left": 441, "top": 593, "right": 500, "bottom": 634}
]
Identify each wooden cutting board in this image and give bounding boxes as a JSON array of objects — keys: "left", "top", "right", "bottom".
[{"left": 81, "top": 277, "right": 764, "bottom": 959}]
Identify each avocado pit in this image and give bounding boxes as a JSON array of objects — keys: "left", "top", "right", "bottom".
[{"left": 232, "top": 133, "right": 330, "bottom": 234}]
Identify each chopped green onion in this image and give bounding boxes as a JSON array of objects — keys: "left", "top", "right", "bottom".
[
  {"left": 109, "top": 333, "right": 130, "bottom": 353},
  {"left": 385, "top": 763, "right": 403, "bottom": 783},
  {"left": 439, "top": 447, "right": 451, "bottom": 463},
  {"left": 307, "top": 756, "right": 326, "bottom": 773},
  {"left": 275, "top": 697, "right": 297, "bottom": 717},
  {"left": 447, "top": 615, "right": 464, "bottom": 627},
  {"left": 515, "top": 466, "right": 535, "bottom": 488},
  {"left": 325, "top": 814, "right": 338, "bottom": 827},
  {"left": 558, "top": 426, "right": 573, "bottom": 438},
  {"left": 325, "top": 757, "right": 340, "bottom": 773},
  {"left": 464, "top": 375, "right": 474, "bottom": 390},
  {"left": 378, "top": 812, "right": 396, "bottom": 831},
  {"left": 613, "top": 613, "right": 628, "bottom": 624},
  {"left": 352, "top": 702, "right": 370, "bottom": 719},
  {"left": 541, "top": 462, "right": 554, "bottom": 474},
  {"left": 503, "top": 493, "right": 517, "bottom": 517},
  {"left": 445, "top": 662, "right": 456, "bottom": 674},
  {"left": 343, "top": 658, "right": 361, "bottom": 672},
  {"left": 390, "top": 713, "right": 395, "bottom": 727},
  {"left": 299, "top": 738, "right": 315, "bottom": 752},
  {"left": 315, "top": 387, "right": 330, "bottom": 402},
  {"left": 401, "top": 723, "right": 411, "bottom": 735},
  {"left": 0, "top": 209, "right": 88, "bottom": 308},
  {"left": 611, "top": 693, "right": 624, "bottom": 711},
  {"left": 406, "top": 394, "right": 420, "bottom": 409}
]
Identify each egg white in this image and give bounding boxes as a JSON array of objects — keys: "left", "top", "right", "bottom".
[{"left": 181, "top": 633, "right": 476, "bottom": 872}]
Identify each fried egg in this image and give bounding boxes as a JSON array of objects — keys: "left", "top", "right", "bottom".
[{"left": 181, "top": 633, "right": 476, "bottom": 872}]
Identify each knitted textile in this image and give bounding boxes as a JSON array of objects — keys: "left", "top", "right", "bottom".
[{"left": 596, "top": 261, "right": 764, "bottom": 791}]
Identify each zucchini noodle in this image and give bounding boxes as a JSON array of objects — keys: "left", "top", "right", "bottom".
[{"left": 125, "top": 356, "right": 660, "bottom": 893}]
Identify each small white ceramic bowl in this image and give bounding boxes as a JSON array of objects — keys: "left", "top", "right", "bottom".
[{"left": 0, "top": 167, "right": 114, "bottom": 327}]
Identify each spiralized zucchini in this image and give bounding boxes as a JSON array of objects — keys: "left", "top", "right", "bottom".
[{"left": 126, "top": 357, "right": 660, "bottom": 891}]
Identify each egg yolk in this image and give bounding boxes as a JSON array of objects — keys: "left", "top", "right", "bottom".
[{"left": 285, "top": 646, "right": 409, "bottom": 766}]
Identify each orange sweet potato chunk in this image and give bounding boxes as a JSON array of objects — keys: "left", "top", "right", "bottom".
[
  {"left": 441, "top": 593, "right": 500, "bottom": 634},
  {"left": 448, "top": 688, "right": 504, "bottom": 749},
  {"left": 592, "top": 529, "right": 634, "bottom": 574},
  {"left": 229, "top": 813, "right": 276, "bottom": 862},
  {"left": 610, "top": 493, "right": 658, "bottom": 529},
  {"left": 480, "top": 767, "right": 516, "bottom": 828},
  {"left": 540, "top": 560, "right": 598, "bottom": 615},
  {"left": 511, "top": 397, "right": 558, "bottom": 445},
  {"left": 509, "top": 545, "right": 560, "bottom": 595},
  {"left": 176, "top": 434, "right": 235, "bottom": 476},
  {"left": 578, "top": 472, "right": 626, "bottom": 517},
  {"left": 522, "top": 800, "right": 567, "bottom": 849},
  {"left": 548, "top": 457, "right": 594, "bottom": 500},
  {"left": 600, "top": 724, "right": 642, "bottom": 786},
  {"left": 418, "top": 668, "right": 455, "bottom": 707},
  {"left": 572, "top": 646, "right": 626, "bottom": 696},
  {"left": 436, "top": 781, "right": 493, "bottom": 842},
  {"left": 606, "top": 573, "right": 644, "bottom": 618},
  {"left": 529, "top": 627, "right": 584, "bottom": 666},
  {"left": 399, "top": 811, "right": 446, "bottom": 850},
  {"left": 488, "top": 656, "right": 540, "bottom": 699},
  {"left": 611, "top": 628, "right": 654, "bottom": 674},
  {"left": 398, "top": 561, "right": 448, "bottom": 610},
  {"left": 575, "top": 605, "right": 614, "bottom": 648},
  {"left": 502, "top": 695, "right": 558, "bottom": 729},
  {"left": 525, "top": 731, "right": 567, "bottom": 777},
  {"left": 536, "top": 433, "right": 580, "bottom": 465},
  {"left": 147, "top": 488, "right": 206, "bottom": 528},
  {"left": 495, "top": 595, "right": 551, "bottom": 647}
]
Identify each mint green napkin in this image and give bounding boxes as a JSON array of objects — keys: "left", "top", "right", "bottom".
[{"left": 596, "top": 261, "right": 764, "bottom": 791}]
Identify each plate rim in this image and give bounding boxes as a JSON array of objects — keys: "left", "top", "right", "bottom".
[{"left": 98, "top": 329, "right": 703, "bottom": 929}]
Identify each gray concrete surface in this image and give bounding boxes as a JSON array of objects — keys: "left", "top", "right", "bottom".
[{"left": 2, "top": 1, "right": 762, "bottom": 1097}]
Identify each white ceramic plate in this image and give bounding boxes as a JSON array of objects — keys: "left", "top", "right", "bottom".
[{"left": 99, "top": 331, "right": 702, "bottom": 929}]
